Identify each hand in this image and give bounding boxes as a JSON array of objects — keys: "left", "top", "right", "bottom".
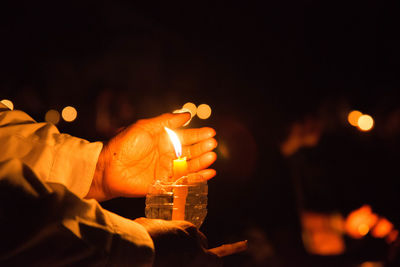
[
  {"left": 86, "top": 113, "right": 217, "bottom": 201},
  {"left": 280, "top": 117, "right": 322, "bottom": 157},
  {"left": 134, "top": 218, "right": 221, "bottom": 267}
]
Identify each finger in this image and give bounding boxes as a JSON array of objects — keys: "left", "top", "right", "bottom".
[
  {"left": 170, "top": 220, "right": 197, "bottom": 230},
  {"left": 208, "top": 240, "right": 248, "bottom": 257},
  {"left": 197, "top": 230, "right": 209, "bottom": 248},
  {"left": 171, "top": 220, "right": 207, "bottom": 247},
  {"left": 186, "top": 171, "right": 216, "bottom": 183},
  {"left": 196, "top": 169, "right": 217, "bottom": 181},
  {"left": 182, "top": 138, "right": 218, "bottom": 159},
  {"left": 187, "top": 152, "right": 217, "bottom": 173},
  {"left": 177, "top": 127, "right": 216, "bottom": 146}
]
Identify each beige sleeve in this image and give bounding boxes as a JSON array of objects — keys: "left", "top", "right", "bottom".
[
  {"left": 0, "top": 158, "right": 154, "bottom": 266},
  {"left": 0, "top": 103, "right": 101, "bottom": 197}
]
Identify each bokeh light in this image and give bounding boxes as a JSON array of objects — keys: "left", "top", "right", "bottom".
[
  {"left": 358, "top": 114, "right": 374, "bottom": 131},
  {"left": 0, "top": 99, "right": 14, "bottom": 110},
  {"left": 345, "top": 205, "right": 378, "bottom": 239},
  {"left": 217, "top": 141, "right": 230, "bottom": 159},
  {"left": 347, "top": 110, "right": 362, "bottom": 126},
  {"left": 197, "top": 104, "right": 212, "bottom": 119},
  {"left": 358, "top": 224, "right": 370, "bottom": 236},
  {"left": 45, "top": 109, "right": 60, "bottom": 124},
  {"left": 360, "top": 262, "right": 384, "bottom": 267},
  {"left": 62, "top": 106, "right": 77, "bottom": 122},
  {"left": 371, "top": 218, "right": 393, "bottom": 238},
  {"left": 301, "top": 212, "right": 345, "bottom": 255},
  {"left": 182, "top": 102, "right": 197, "bottom": 117}
]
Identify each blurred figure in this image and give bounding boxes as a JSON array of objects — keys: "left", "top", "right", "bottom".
[
  {"left": 278, "top": 100, "right": 400, "bottom": 266},
  {"left": 280, "top": 116, "right": 323, "bottom": 157}
]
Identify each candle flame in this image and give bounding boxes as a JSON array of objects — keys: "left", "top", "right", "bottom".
[{"left": 165, "top": 127, "right": 182, "bottom": 158}]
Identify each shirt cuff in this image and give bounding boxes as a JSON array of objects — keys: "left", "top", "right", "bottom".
[{"left": 49, "top": 135, "right": 103, "bottom": 198}]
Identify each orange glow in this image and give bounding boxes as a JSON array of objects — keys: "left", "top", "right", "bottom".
[
  {"left": 386, "top": 229, "right": 399, "bottom": 244},
  {"left": 360, "top": 262, "right": 384, "bottom": 267},
  {"left": 301, "top": 212, "right": 345, "bottom": 255},
  {"left": 330, "top": 214, "right": 345, "bottom": 232},
  {"left": 358, "top": 224, "right": 370, "bottom": 236},
  {"left": 218, "top": 142, "right": 230, "bottom": 159},
  {"left": 304, "top": 231, "right": 345, "bottom": 255},
  {"left": 0, "top": 99, "right": 14, "bottom": 110},
  {"left": 182, "top": 102, "right": 197, "bottom": 117},
  {"left": 358, "top": 114, "right": 374, "bottom": 131},
  {"left": 164, "top": 127, "right": 182, "bottom": 158},
  {"left": 197, "top": 104, "right": 212, "bottom": 119},
  {"left": 62, "top": 106, "right": 77, "bottom": 122},
  {"left": 45, "top": 109, "right": 60, "bottom": 124},
  {"left": 345, "top": 205, "right": 378, "bottom": 239},
  {"left": 372, "top": 218, "right": 393, "bottom": 238},
  {"left": 348, "top": 110, "right": 362, "bottom": 126}
]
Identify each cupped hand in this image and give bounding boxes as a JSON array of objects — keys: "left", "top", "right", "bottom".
[
  {"left": 86, "top": 113, "right": 217, "bottom": 201},
  {"left": 134, "top": 218, "right": 221, "bottom": 267}
]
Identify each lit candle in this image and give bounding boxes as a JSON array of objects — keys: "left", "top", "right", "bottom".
[
  {"left": 165, "top": 127, "right": 189, "bottom": 221},
  {"left": 173, "top": 157, "right": 188, "bottom": 181}
]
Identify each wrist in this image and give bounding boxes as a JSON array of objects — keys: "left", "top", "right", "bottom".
[{"left": 85, "top": 142, "right": 111, "bottom": 201}]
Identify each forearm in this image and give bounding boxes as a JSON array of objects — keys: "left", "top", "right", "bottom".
[{"left": 0, "top": 159, "right": 154, "bottom": 266}]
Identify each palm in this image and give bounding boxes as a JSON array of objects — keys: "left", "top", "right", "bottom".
[
  {"left": 106, "top": 125, "right": 174, "bottom": 197},
  {"left": 92, "top": 113, "right": 217, "bottom": 200}
]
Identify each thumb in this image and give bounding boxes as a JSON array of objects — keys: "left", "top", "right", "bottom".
[
  {"left": 145, "top": 112, "right": 191, "bottom": 130},
  {"left": 134, "top": 112, "right": 191, "bottom": 134},
  {"left": 167, "top": 112, "right": 191, "bottom": 129}
]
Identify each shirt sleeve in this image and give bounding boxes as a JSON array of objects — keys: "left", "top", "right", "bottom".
[
  {"left": 0, "top": 158, "right": 155, "bottom": 266},
  {"left": 0, "top": 104, "right": 155, "bottom": 265},
  {"left": 0, "top": 103, "right": 101, "bottom": 197}
]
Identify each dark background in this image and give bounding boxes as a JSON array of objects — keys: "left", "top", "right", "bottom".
[{"left": 1, "top": 1, "right": 400, "bottom": 266}]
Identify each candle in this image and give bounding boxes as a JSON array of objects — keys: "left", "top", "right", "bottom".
[
  {"left": 172, "top": 175, "right": 188, "bottom": 221},
  {"left": 173, "top": 157, "right": 188, "bottom": 181},
  {"left": 165, "top": 127, "right": 189, "bottom": 221}
]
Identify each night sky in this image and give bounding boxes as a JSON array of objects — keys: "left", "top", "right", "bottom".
[{"left": 2, "top": 1, "right": 400, "bottom": 265}]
